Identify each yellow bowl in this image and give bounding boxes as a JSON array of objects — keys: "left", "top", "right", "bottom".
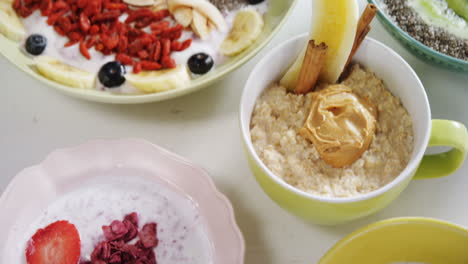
[
  {"left": 0, "top": 0, "right": 297, "bottom": 104},
  {"left": 320, "top": 218, "right": 468, "bottom": 264}
]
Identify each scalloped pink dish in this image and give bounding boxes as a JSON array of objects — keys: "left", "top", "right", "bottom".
[{"left": 0, "top": 138, "right": 244, "bottom": 264}]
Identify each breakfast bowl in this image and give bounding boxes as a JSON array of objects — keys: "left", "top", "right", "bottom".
[
  {"left": 0, "top": 138, "right": 244, "bottom": 263},
  {"left": 0, "top": 0, "right": 297, "bottom": 104},
  {"left": 240, "top": 33, "right": 468, "bottom": 225},
  {"left": 368, "top": 0, "right": 468, "bottom": 72},
  {"left": 319, "top": 217, "right": 468, "bottom": 263}
]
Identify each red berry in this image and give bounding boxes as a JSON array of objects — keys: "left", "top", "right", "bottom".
[{"left": 25, "top": 221, "right": 81, "bottom": 264}]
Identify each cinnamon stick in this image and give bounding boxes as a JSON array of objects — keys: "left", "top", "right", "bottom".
[
  {"left": 342, "top": 4, "right": 377, "bottom": 71},
  {"left": 294, "top": 40, "right": 328, "bottom": 94}
]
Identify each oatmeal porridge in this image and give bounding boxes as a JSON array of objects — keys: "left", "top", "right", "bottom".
[{"left": 250, "top": 64, "right": 414, "bottom": 198}]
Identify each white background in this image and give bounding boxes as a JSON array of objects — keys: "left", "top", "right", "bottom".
[{"left": 1, "top": 0, "right": 468, "bottom": 263}]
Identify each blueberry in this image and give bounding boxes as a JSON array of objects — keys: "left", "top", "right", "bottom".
[
  {"left": 98, "top": 61, "right": 126, "bottom": 88},
  {"left": 188, "top": 53, "right": 214, "bottom": 75},
  {"left": 247, "top": 0, "right": 264, "bottom": 4},
  {"left": 25, "top": 34, "right": 47, "bottom": 55}
]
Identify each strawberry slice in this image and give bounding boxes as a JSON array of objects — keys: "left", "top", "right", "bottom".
[{"left": 25, "top": 220, "right": 81, "bottom": 264}]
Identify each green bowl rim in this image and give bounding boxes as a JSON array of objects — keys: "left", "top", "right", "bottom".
[
  {"left": 0, "top": 0, "right": 299, "bottom": 104},
  {"left": 368, "top": 0, "right": 468, "bottom": 67}
]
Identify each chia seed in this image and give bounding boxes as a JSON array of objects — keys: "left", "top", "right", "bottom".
[
  {"left": 208, "top": 0, "right": 248, "bottom": 11},
  {"left": 381, "top": 0, "right": 468, "bottom": 61}
]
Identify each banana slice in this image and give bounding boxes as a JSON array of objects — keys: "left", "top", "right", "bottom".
[
  {"left": 124, "top": 0, "right": 154, "bottom": 7},
  {"left": 220, "top": 9, "right": 264, "bottom": 56},
  {"left": 191, "top": 9, "right": 210, "bottom": 39},
  {"left": 35, "top": 56, "right": 96, "bottom": 89},
  {"left": 168, "top": 0, "right": 227, "bottom": 32},
  {"left": 126, "top": 65, "right": 191, "bottom": 93},
  {"left": 150, "top": 0, "right": 168, "bottom": 11},
  {"left": 173, "top": 6, "right": 193, "bottom": 27},
  {"left": 280, "top": 0, "right": 359, "bottom": 88},
  {"left": 0, "top": 2, "right": 26, "bottom": 42}
]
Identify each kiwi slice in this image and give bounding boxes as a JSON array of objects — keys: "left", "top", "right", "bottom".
[{"left": 446, "top": 0, "right": 468, "bottom": 21}]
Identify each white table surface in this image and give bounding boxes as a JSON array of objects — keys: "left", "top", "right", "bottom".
[{"left": 1, "top": 0, "right": 468, "bottom": 262}]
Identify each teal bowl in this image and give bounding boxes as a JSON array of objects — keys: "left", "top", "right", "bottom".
[{"left": 369, "top": 0, "right": 468, "bottom": 72}]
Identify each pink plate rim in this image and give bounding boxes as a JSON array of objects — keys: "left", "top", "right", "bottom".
[{"left": 0, "top": 138, "right": 245, "bottom": 264}]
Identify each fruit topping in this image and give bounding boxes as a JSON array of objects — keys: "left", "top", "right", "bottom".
[
  {"left": 12, "top": 0, "right": 192, "bottom": 72},
  {"left": 35, "top": 56, "right": 96, "bottom": 89},
  {"left": 220, "top": 9, "right": 264, "bottom": 56},
  {"left": 25, "top": 220, "right": 81, "bottom": 264},
  {"left": 81, "top": 212, "right": 159, "bottom": 264},
  {"left": 25, "top": 34, "right": 47, "bottom": 55},
  {"left": 126, "top": 65, "right": 190, "bottom": 93},
  {"left": 247, "top": 0, "right": 265, "bottom": 4},
  {"left": 446, "top": 0, "right": 468, "bottom": 21},
  {"left": 168, "top": 0, "right": 228, "bottom": 38},
  {"left": 98, "top": 61, "right": 126, "bottom": 88},
  {"left": 280, "top": 0, "right": 359, "bottom": 88},
  {"left": 0, "top": 1, "right": 26, "bottom": 42},
  {"left": 188, "top": 52, "right": 214, "bottom": 74},
  {"left": 124, "top": 0, "right": 155, "bottom": 7}
]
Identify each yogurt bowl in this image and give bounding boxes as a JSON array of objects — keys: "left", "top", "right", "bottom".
[
  {"left": 240, "top": 33, "right": 468, "bottom": 225},
  {"left": 0, "top": 139, "right": 244, "bottom": 264},
  {"left": 0, "top": 0, "right": 298, "bottom": 104}
]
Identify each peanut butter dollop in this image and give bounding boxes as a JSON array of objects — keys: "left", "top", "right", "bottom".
[{"left": 300, "top": 84, "right": 377, "bottom": 168}]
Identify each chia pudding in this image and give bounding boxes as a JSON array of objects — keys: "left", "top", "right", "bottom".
[{"left": 378, "top": 0, "right": 468, "bottom": 61}]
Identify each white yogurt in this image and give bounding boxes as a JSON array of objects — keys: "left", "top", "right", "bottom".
[
  {"left": 17, "top": 175, "right": 213, "bottom": 264},
  {"left": 20, "top": 1, "right": 269, "bottom": 94}
]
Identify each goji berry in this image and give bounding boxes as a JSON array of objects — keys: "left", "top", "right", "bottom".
[
  {"left": 134, "top": 16, "right": 152, "bottom": 29},
  {"left": 115, "top": 53, "right": 133, "bottom": 65},
  {"left": 101, "top": 24, "right": 109, "bottom": 33},
  {"left": 125, "top": 8, "right": 153, "bottom": 23},
  {"left": 133, "top": 62, "right": 142, "bottom": 74},
  {"left": 79, "top": 41, "right": 91, "bottom": 59},
  {"left": 137, "top": 50, "right": 149, "bottom": 59},
  {"left": 105, "top": 2, "right": 127, "bottom": 11},
  {"left": 13, "top": 0, "right": 21, "bottom": 10},
  {"left": 171, "top": 40, "right": 182, "bottom": 51},
  {"left": 161, "top": 38, "right": 171, "bottom": 56},
  {"left": 89, "top": 24, "right": 100, "bottom": 35},
  {"left": 141, "top": 61, "right": 162, "bottom": 71},
  {"left": 40, "top": 0, "right": 53, "bottom": 16},
  {"left": 64, "top": 40, "right": 79, "bottom": 47},
  {"left": 77, "top": 0, "right": 88, "bottom": 9},
  {"left": 153, "top": 40, "right": 161, "bottom": 61},
  {"left": 53, "top": 1, "right": 69, "bottom": 12},
  {"left": 117, "top": 35, "right": 128, "bottom": 53},
  {"left": 91, "top": 10, "right": 121, "bottom": 23},
  {"left": 54, "top": 25, "right": 66, "bottom": 36},
  {"left": 47, "top": 10, "right": 67, "bottom": 25},
  {"left": 152, "top": 9, "right": 169, "bottom": 21},
  {"left": 180, "top": 39, "right": 192, "bottom": 51},
  {"left": 161, "top": 56, "right": 176, "bottom": 69},
  {"left": 86, "top": 35, "right": 99, "bottom": 48},
  {"left": 103, "top": 34, "right": 119, "bottom": 50},
  {"left": 95, "top": 43, "right": 104, "bottom": 51},
  {"left": 79, "top": 13, "right": 90, "bottom": 32},
  {"left": 68, "top": 31, "right": 83, "bottom": 41}
]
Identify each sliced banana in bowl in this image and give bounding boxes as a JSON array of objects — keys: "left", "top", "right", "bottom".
[
  {"left": 220, "top": 9, "right": 264, "bottom": 56},
  {"left": 126, "top": 65, "right": 191, "bottom": 93},
  {"left": 34, "top": 56, "right": 96, "bottom": 89},
  {"left": 168, "top": 0, "right": 228, "bottom": 38},
  {"left": 0, "top": 1, "right": 26, "bottom": 42}
]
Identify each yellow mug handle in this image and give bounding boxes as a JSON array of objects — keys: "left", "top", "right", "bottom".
[{"left": 414, "top": 119, "right": 468, "bottom": 179}]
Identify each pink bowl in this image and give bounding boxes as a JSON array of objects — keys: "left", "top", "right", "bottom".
[{"left": 0, "top": 138, "right": 244, "bottom": 263}]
